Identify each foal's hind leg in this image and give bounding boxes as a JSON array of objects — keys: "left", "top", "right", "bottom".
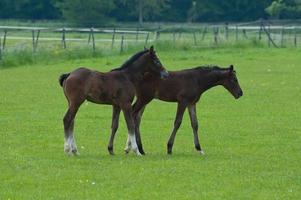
[
  {"left": 121, "top": 104, "right": 141, "bottom": 156},
  {"left": 188, "top": 104, "right": 204, "bottom": 155},
  {"left": 107, "top": 105, "right": 121, "bottom": 155},
  {"left": 167, "top": 102, "right": 187, "bottom": 154},
  {"left": 63, "top": 103, "right": 82, "bottom": 155}
]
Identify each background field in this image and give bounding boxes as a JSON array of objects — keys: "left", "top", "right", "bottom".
[{"left": 1, "top": 47, "right": 301, "bottom": 199}]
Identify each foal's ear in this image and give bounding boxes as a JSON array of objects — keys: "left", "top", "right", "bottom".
[
  {"left": 150, "top": 45, "right": 154, "bottom": 53},
  {"left": 229, "top": 65, "right": 234, "bottom": 71}
]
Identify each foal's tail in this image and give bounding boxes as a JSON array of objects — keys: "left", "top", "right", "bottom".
[{"left": 59, "top": 73, "right": 70, "bottom": 87}]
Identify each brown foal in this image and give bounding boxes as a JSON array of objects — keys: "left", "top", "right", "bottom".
[
  {"left": 59, "top": 46, "right": 168, "bottom": 156},
  {"left": 110, "top": 65, "right": 243, "bottom": 155}
]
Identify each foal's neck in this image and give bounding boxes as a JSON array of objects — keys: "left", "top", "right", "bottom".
[
  {"left": 124, "top": 59, "right": 148, "bottom": 83},
  {"left": 199, "top": 69, "right": 225, "bottom": 92}
]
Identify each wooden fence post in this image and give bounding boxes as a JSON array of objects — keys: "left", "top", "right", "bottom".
[
  {"left": 111, "top": 28, "right": 116, "bottom": 49},
  {"left": 242, "top": 29, "right": 247, "bottom": 39},
  {"left": 225, "top": 22, "right": 229, "bottom": 41},
  {"left": 0, "top": 35, "right": 2, "bottom": 60},
  {"left": 193, "top": 32, "right": 197, "bottom": 45},
  {"left": 156, "top": 31, "right": 160, "bottom": 40},
  {"left": 156, "top": 25, "right": 161, "bottom": 40},
  {"left": 258, "top": 23, "right": 263, "bottom": 40},
  {"left": 136, "top": 27, "right": 139, "bottom": 41},
  {"left": 62, "top": 28, "right": 66, "bottom": 49},
  {"left": 280, "top": 27, "right": 284, "bottom": 47},
  {"left": 268, "top": 25, "right": 271, "bottom": 47},
  {"left": 144, "top": 33, "right": 149, "bottom": 46},
  {"left": 88, "top": 31, "right": 91, "bottom": 44},
  {"left": 201, "top": 26, "right": 207, "bottom": 41},
  {"left": 120, "top": 34, "right": 124, "bottom": 53},
  {"left": 3, "top": 30, "right": 7, "bottom": 50},
  {"left": 34, "top": 30, "right": 40, "bottom": 52},
  {"left": 32, "top": 30, "right": 35, "bottom": 51},
  {"left": 91, "top": 28, "right": 95, "bottom": 53},
  {"left": 261, "top": 23, "right": 277, "bottom": 48},
  {"left": 214, "top": 27, "right": 218, "bottom": 44},
  {"left": 294, "top": 27, "right": 297, "bottom": 47},
  {"left": 173, "top": 32, "right": 176, "bottom": 44},
  {"left": 235, "top": 25, "right": 238, "bottom": 41}
]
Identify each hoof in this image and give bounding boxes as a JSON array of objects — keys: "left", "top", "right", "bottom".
[
  {"left": 72, "top": 149, "right": 80, "bottom": 156},
  {"left": 108, "top": 147, "right": 114, "bottom": 155},
  {"left": 135, "top": 150, "right": 142, "bottom": 156},
  {"left": 124, "top": 148, "right": 130, "bottom": 154},
  {"left": 199, "top": 150, "right": 205, "bottom": 155},
  {"left": 64, "top": 146, "right": 79, "bottom": 156}
]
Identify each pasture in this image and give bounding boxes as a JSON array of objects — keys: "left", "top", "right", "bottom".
[{"left": 1, "top": 47, "right": 301, "bottom": 199}]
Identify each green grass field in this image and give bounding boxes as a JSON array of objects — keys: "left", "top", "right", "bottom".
[{"left": 1, "top": 47, "right": 301, "bottom": 199}]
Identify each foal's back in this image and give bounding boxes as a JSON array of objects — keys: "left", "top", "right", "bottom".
[
  {"left": 140, "top": 69, "right": 201, "bottom": 103},
  {"left": 64, "top": 67, "right": 135, "bottom": 105}
]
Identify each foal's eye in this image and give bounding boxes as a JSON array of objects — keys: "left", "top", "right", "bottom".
[{"left": 154, "top": 59, "right": 160, "bottom": 66}]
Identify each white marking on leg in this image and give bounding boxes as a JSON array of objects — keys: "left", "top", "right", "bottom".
[
  {"left": 199, "top": 150, "right": 205, "bottom": 155},
  {"left": 64, "top": 133, "right": 79, "bottom": 156},
  {"left": 129, "top": 133, "right": 141, "bottom": 156}
]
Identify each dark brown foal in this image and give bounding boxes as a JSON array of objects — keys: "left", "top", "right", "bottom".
[
  {"left": 129, "top": 65, "right": 243, "bottom": 155},
  {"left": 59, "top": 47, "right": 168, "bottom": 156}
]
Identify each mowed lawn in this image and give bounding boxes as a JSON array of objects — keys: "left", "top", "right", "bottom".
[{"left": 1, "top": 47, "right": 300, "bottom": 199}]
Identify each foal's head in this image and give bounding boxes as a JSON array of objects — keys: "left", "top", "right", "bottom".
[
  {"left": 220, "top": 65, "right": 243, "bottom": 99},
  {"left": 141, "top": 46, "right": 169, "bottom": 79}
]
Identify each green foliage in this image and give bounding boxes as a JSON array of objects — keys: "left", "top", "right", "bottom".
[
  {"left": 194, "top": 0, "right": 273, "bottom": 22},
  {"left": 57, "top": 0, "right": 115, "bottom": 26},
  {"left": 0, "top": 0, "right": 61, "bottom": 19},
  {"left": 1, "top": 0, "right": 301, "bottom": 23},
  {"left": 266, "top": 0, "right": 290, "bottom": 18},
  {"left": 266, "top": 0, "right": 301, "bottom": 18}
]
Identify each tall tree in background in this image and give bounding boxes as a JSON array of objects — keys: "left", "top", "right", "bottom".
[
  {"left": 194, "top": 0, "right": 273, "bottom": 22},
  {"left": 265, "top": 0, "right": 301, "bottom": 19},
  {"left": 57, "top": 0, "right": 115, "bottom": 26},
  {"left": 0, "top": 0, "right": 60, "bottom": 19},
  {"left": 114, "top": 0, "right": 169, "bottom": 25}
]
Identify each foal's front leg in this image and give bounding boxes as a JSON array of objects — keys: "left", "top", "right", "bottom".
[
  {"left": 188, "top": 104, "right": 204, "bottom": 155},
  {"left": 133, "top": 98, "right": 149, "bottom": 155},
  {"left": 133, "top": 106, "right": 146, "bottom": 154},
  {"left": 107, "top": 105, "right": 121, "bottom": 155},
  {"left": 122, "top": 104, "right": 142, "bottom": 156},
  {"left": 167, "top": 102, "right": 187, "bottom": 154}
]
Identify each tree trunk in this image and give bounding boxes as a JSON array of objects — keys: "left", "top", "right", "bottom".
[{"left": 138, "top": 0, "right": 143, "bottom": 25}]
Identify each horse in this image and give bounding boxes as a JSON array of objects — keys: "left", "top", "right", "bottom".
[
  {"left": 109, "top": 65, "right": 243, "bottom": 155},
  {"left": 58, "top": 46, "right": 168, "bottom": 156}
]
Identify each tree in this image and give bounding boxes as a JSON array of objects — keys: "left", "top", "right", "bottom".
[
  {"left": 0, "top": 0, "right": 61, "bottom": 19},
  {"left": 265, "top": 0, "right": 287, "bottom": 18},
  {"left": 266, "top": 0, "right": 301, "bottom": 19},
  {"left": 194, "top": 0, "right": 273, "bottom": 22},
  {"left": 113, "top": 0, "right": 169, "bottom": 24},
  {"left": 57, "top": 0, "right": 115, "bottom": 26}
]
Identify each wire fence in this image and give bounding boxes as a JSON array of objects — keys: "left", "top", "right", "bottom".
[{"left": 0, "top": 20, "right": 301, "bottom": 60}]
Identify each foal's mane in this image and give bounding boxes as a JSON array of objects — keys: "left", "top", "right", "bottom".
[
  {"left": 186, "top": 65, "right": 223, "bottom": 72},
  {"left": 111, "top": 49, "right": 149, "bottom": 72}
]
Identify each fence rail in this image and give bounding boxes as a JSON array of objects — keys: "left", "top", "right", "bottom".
[{"left": 0, "top": 20, "right": 300, "bottom": 60}]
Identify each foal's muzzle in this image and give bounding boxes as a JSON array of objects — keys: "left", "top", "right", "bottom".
[
  {"left": 236, "top": 90, "right": 243, "bottom": 99},
  {"left": 160, "top": 71, "right": 169, "bottom": 79}
]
